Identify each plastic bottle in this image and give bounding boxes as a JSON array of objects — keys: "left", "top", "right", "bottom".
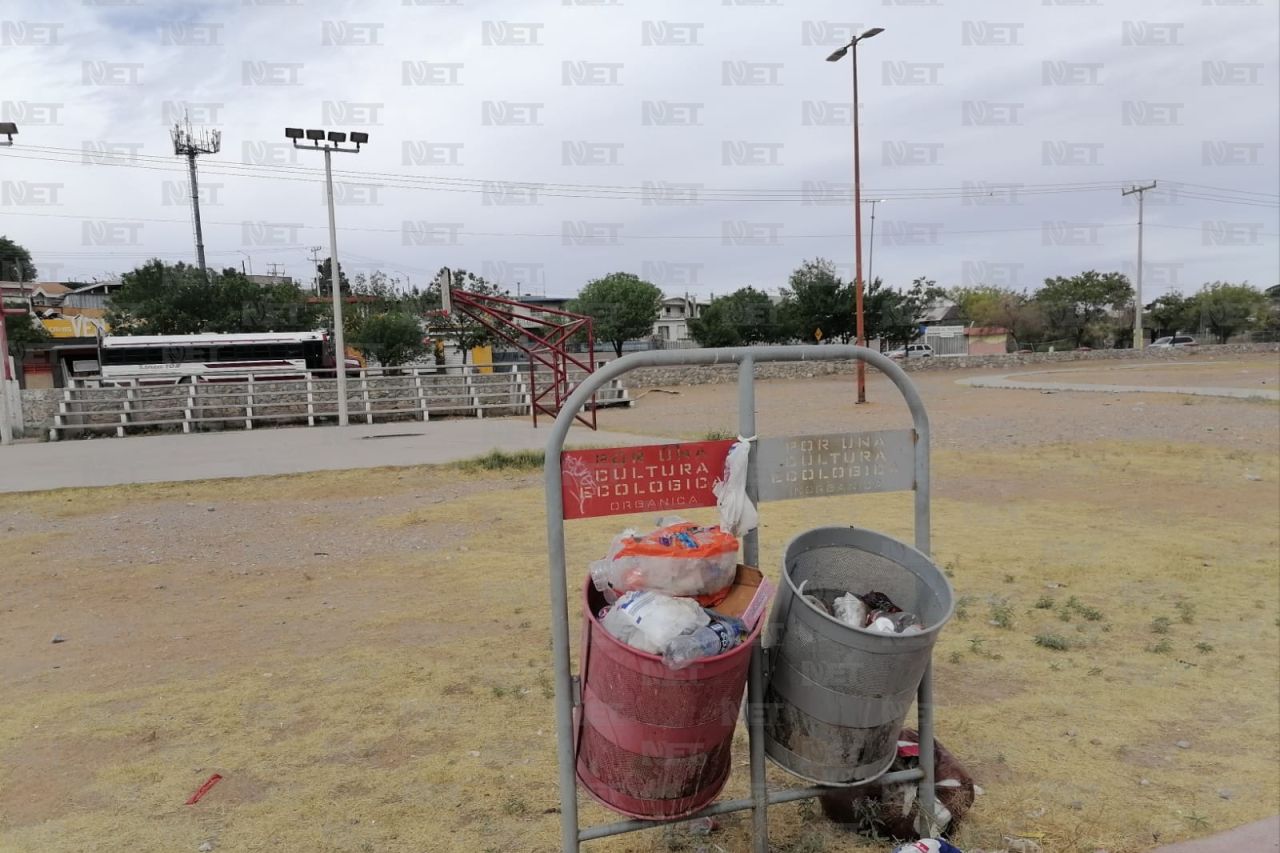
[{"left": 662, "top": 613, "right": 748, "bottom": 670}]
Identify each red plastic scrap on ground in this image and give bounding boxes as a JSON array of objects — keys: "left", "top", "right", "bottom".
[{"left": 185, "top": 773, "right": 223, "bottom": 805}]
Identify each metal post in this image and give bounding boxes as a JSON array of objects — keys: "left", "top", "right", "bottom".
[
  {"left": 323, "top": 146, "right": 349, "bottom": 426},
  {"left": 852, "top": 42, "right": 867, "bottom": 404},
  {"left": 738, "top": 357, "right": 769, "bottom": 852},
  {"left": 917, "top": 661, "right": 938, "bottom": 836}
]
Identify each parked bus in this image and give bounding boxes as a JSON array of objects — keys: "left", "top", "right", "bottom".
[{"left": 97, "top": 331, "right": 350, "bottom": 384}]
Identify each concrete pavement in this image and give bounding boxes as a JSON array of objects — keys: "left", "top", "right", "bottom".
[
  {"left": 1156, "top": 816, "right": 1279, "bottom": 852},
  {"left": 0, "top": 418, "right": 658, "bottom": 493}
]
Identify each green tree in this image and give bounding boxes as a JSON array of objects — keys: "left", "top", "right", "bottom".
[
  {"left": 1146, "top": 293, "right": 1196, "bottom": 339},
  {"left": 952, "top": 287, "right": 1045, "bottom": 350},
  {"left": 0, "top": 236, "right": 36, "bottom": 282},
  {"left": 569, "top": 272, "right": 663, "bottom": 357},
  {"left": 688, "top": 287, "right": 779, "bottom": 347},
  {"left": 1035, "top": 270, "right": 1133, "bottom": 348},
  {"left": 865, "top": 276, "right": 946, "bottom": 349},
  {"left": 316, "top": 257, "right": 350, "bottom": 297},
  {"left": 1190, "top": 282, "right": 1267, "bottom": 343},
  {"left": 107, "top": 260, "right": 321, "bottom": 335},
  {"left": 423, "top": 267, "right": 504, "bottom": 362},
  {"left": 4, "top": 312, "right": 50, "bottom": 360},
  {"left": 778, "top": 258, "right": 851, "bottom": 343},
  {"left": 353, "top": 312, "right": 428, "bottom": 367}
]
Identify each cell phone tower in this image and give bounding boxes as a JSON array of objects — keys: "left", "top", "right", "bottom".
[{"left": 171, "top": 113, "right": 221, "bottom": 275}]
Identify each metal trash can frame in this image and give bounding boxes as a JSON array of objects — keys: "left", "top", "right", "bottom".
[
  {"left": 542, "top": 345, "right": 942, "bottom": 853},
  {"left": 765, "top": 526, "right": 954, "bottom": 785}
]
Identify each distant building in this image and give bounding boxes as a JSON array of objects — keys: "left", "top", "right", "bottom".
[
  {"left": 654, "top": 295, "right": 704, "bottom": 343},
  {"left": 247, "top": 274, "right": 295, "bottom": 288}
]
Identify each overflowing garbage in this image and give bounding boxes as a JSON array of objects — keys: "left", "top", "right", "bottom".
[
  {"left": 591, "top": 519, "right": 770, "bottom": 670},
  {"left": 590, "top": 520, "right": 740, "bottom": 602},
  {"left": 820, "top": 728, "right": 975, "bottom": 841},
  {"left": 801, "top": 583, "right": 926, "bottom": 634}
]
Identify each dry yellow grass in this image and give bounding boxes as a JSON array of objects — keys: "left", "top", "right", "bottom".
[{"left": 0, "top": 438, "right": 1277, "bottom": 852}]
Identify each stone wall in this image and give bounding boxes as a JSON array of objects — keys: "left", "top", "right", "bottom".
[
  {"left": 617, "top": 343, "right": 1280, "bottom": 389},
  {"left": 20, "top": 388, "right": 60, "bottom": 437}
]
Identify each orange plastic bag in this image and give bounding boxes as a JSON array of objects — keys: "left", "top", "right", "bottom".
[{"left": 590, "top": 521, "right": 740, "bottom": 602}]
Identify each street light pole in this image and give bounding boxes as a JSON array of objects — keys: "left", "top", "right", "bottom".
[
  {"left": 1121, "top": 181, "right": 1157, "bottom": 350},
  {"left": 286, "top": 127, "right": 370, "bottom": 427},
  {"left": 828, "top": 27, "right": 883, "bottom": 404}
]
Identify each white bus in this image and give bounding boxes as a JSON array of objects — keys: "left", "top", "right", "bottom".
[{"left": 97, "top": 331, "right": 337, "bottom": 384}]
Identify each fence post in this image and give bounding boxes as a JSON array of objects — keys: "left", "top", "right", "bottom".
[
  {"left": 361, "top": 370, "right": 373, "bottom": 424},
  {"left": 245, "top": 374, "right": 254, "bottom": 430},
  {"left": 183, "top": 382, "right": 194, "bottom": 434},
  {"left": 305, "top": 371, "right": 315, "bottom": 427},
  {"left": 414, "top": 371, "right": 428, "bottom": 422},
  {"left": 119, "top": 383, "right": 135, "bottom": 438}
]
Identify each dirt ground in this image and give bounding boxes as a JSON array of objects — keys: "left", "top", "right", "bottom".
[
  {"left": 1006, "top": 358, "right": 1280, "bottom": 390},
  {"left": 1, "top": 353, "right": 1277, "bottom": 853}
]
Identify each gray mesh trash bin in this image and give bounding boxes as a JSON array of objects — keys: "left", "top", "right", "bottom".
[{"left": 764, "top": 526, "right": 954, "bottom": 786}]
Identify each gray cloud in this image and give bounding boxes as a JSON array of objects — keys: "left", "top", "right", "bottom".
[{"left": 0, "top": 0, "right": 1275, "bottom": 297}]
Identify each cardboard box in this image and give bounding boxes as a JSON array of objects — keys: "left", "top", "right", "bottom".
[{"left": 716, "top": 564, "right": 775, "bottom": 629}]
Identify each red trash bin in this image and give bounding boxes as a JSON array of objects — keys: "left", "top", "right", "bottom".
[{"left": 575, "top": 579, "right": 762, "bottom": 820}]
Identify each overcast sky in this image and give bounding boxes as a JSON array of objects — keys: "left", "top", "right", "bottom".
[{"left": 1, "top": 0, "right": 1276, "bottom": 300}]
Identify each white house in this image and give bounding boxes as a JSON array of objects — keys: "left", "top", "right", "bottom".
[{"left": 653, "top": 295, "right": 704, "bottom": 343}]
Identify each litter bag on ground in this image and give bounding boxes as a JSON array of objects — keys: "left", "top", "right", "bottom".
[
  {"left": 818, "top": 728, "right": 976, "bottom": 841},
  {"left": 589, "top": 520, "right": 739, "bottom": 603}
]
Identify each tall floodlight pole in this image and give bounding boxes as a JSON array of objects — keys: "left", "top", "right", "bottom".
[
  {"left": 171, "top": 114, "right": 221, "bottom": 276},
  {"left": 828, "top": 26, "right": 884, "bottom": 404},
  {"left": 0, "top": 122, "right": 20, "bottom": 445},
  {"left": 1122, "top": 181, "right": 1157, "bottom": 350},
  {"left": 286, "top": 127, "right": 369, "bottom": 427},
  {"left": 865, "top": 198, "right": 885, "bottom": 294}
]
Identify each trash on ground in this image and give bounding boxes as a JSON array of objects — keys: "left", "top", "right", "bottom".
[
  {"left": 893, "top": 840, "right": 963, "bottom": 853},
  {"left": 185, "top": 773, "right": 223, "bottom": 805},
  {"left": 820, "top": 728, "right": 975, "bottom": 841}
]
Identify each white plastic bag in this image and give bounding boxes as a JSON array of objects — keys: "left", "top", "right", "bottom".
[
  {"left": 600, "top": 590, "right": 710, "bottom": 654},
  {"left": 714, "top": 439, "right": 758, "bottom": 536},
  {"left": 833, "top": 593, "right": 869, "bottom": 628}
]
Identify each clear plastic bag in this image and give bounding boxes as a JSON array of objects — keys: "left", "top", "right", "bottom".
[
  {"left": 589, "top": 521, "right": 739, "bottom": 601},
  {"left": 600, "top": 590, "right": 711, "bottom": 654}
]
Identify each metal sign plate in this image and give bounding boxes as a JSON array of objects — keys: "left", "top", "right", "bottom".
[
  {"left": 756, "top": 429, "right": 915, "bottom": 502},
  {"left": 560, "top": 439, "right": 734, "bottom": 520}
]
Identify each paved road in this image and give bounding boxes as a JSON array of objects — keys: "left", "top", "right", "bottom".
[
  {"left": 1156, "top": 816, "right": 1279, "bottom": 852},
  {"left": 958, "top": 371, "right": 1280, "bottom": 401},
  {"left": 0, "top": 419, "right": 657, "bottom": 493}
]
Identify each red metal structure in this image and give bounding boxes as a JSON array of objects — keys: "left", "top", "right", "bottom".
[{"left": 438, "top": 286, "right": 597, "bottom": 429}]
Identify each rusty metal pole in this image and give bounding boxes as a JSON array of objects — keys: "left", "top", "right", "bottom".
[{"left": 852, "top": 39, "right": 867, "bottom": 404}]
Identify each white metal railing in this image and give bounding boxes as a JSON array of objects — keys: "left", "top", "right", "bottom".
[{"left": 49, "top": 363, "right": 630, "bottom": 440}]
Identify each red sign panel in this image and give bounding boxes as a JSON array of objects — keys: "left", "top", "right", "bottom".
[{"left": 560, "top": 440, "right": 734, "bottom": 520}]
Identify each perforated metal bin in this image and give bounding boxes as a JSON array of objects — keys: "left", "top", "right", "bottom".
[{"left": 763, "top": 526, "right": 954, "bottom": 786}]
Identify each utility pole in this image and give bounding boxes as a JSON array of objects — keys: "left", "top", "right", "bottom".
[
  {"left": 308, "top": 246, "right": 323, "bottom": 293},
  {"left": 171, "top": 114, "right": 221, "bottom": 276},
  {"left": 865, "top": 198, "right": 885, "bottom": 293},
  {"left": 0, "top": 121, "right": 19, "bottom": 445},
  {"left": 1122, "top": 181, "right": 1157, "bottom": 350}
]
